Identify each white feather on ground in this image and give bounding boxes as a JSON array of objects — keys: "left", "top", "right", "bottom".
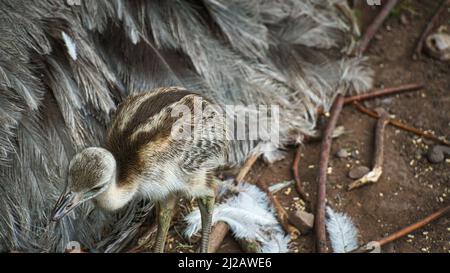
[
  {"left": 184, "top": 180, "right": 290, "bottom": 253},
  {"left": 326, "top": 206, "right": 359, "bottom": 253}
]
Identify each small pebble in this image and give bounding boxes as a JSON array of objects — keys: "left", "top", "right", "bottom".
[
  {"left": 352, "top": 150, "right": 359, "bottom": 159},
  {"left": 427, "top": 145, "right": 450, "bottom": 163},
  {"left": 336, "top": 149, "right": 350, "bottom": 158},
  {"left": 327, "top": 167, "right": 333, "bottom": 174},
  {"left": 348, "top": 166, "right": 370, "bottom": 179}
]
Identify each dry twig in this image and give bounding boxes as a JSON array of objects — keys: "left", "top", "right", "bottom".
[
  {"left": 414, "top": 0, "right": 450, "bottom": 57},
  {"left": 235, "top": 153, "right": 260, "bottom": 185},
  {"left": 315, "top": 94, "right": 345, "bottom": 253},
  {"left": 256, "top": 179, "right": 300, "bottom": 238},
  {"left": 356, "top": 0, "right": 400, "bottom": 55},
  {"left": 208, "top": 153, "right": 260, "bottom": 252},
  {"left": 353, "top": 205, "right": 450, "bottom": 252},
  {"left": 348, "top": 108, "right": 390, "bottom": 190},
  {"left": 208, "top": 222, "right": 230, "bottom": 253},
  {"left": 317, "top": 83, "right": 423, "bottom": 116},
  {"left": 353, "top": 102, "right": 450, "bottom": 147},
  {"left": 343, "top": 83, "right": 423, "bottom": 104},
  {"left": 292, "top": 146, "right": 309, "bottom": 201}
]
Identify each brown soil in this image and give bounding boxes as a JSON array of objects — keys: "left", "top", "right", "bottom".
[{"left": 163, "top": 0, "right": 450, "bottom": 253}]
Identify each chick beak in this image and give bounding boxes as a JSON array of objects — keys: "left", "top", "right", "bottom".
[{"left": 51, "top": 191, "right": 82, "bottom": 221}]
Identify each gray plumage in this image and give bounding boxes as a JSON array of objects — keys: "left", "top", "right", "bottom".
[{"left": 0, "top": 0, "right": 373, "bottom": 252}]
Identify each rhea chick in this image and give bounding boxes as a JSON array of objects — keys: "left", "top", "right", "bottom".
[{"left": 51, "top": 87, "right": 229, "bottom": 253}]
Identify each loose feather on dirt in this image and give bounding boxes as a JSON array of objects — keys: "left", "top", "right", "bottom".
[
  {"left": 185, "top": 180, "right": 291, "bottom": 253},
  {"left": 326, "top": 206, "right": 359, "bottom": 253}
]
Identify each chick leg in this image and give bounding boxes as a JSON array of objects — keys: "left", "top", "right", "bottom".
[
  {"left": 153, "top": 194, "right": 176, "bottom": 253},
  {"left": 197, "top": 194, "right": 215, "bottom": 253}
]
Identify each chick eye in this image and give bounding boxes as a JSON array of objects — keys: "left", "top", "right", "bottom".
[{"left": 90, "top": 185, "right": 103, "bottom": 192}]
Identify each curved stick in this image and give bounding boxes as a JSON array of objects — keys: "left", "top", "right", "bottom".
[
  {"left": 356, "top": 0, "right": 400, "bottom": 55},
  {"left": 353, "top": 102, "right": 450, "bottom": 147},
  {"left": 315, "top": 94, "right": 345, "bottom": 253},
  {"left": 414, "top": 0, "right": 450, "bottom": 57},
  {"left": 292, "top": 146, "right": 309, "bottom": 201}
]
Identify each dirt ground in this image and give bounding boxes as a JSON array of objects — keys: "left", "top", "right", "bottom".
[{"left": 163, "top": 0, "right": 450, "bottom": 253}]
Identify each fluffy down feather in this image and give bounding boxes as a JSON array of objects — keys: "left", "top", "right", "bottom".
[
  {"left": 326, "top": 206, "right": 359, "bottom": 253},
  {"left": 185, "top": 180, "right": 291, "bottom": 253}
]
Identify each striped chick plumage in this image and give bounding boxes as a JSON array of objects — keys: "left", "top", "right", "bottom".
[{"left": 52, "top": 87, "right": 228, "bottom": 252}]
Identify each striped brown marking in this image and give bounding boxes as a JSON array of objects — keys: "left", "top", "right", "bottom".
[
  {"left": 124, "top": 88, "right": 195, "bottom": 131},
  {"left": 105, "top": 88, "right": 197, "bottom": 186}
]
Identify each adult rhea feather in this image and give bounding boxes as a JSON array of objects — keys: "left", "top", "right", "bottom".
[{"left": 0, "top": 0, "right": 373, "bottom": 252}]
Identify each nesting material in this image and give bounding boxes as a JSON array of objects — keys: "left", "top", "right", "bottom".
[{"left": 184, "top": 180, "right": 290, "bottom": 253}]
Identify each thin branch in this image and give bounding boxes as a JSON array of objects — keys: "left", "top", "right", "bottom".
[
  {"left": 348, "top": 108, "right": 389, "bottom": 190},
  {"left": 208, "top": 222, "right": 230, "bottom": 253},
  {"left": 256, "top": 179, "right": 300, "bottom": 238},
  {"left": 353, "top": 102, "right": 450, "bottom": 147},
  {"left": 292, "top": 146, "right": 309, "bottom": 201},
  {"left": 209, "top": 153, "right": 260, "bottom": 252},
  {"left": 414, "top": 0, "right": 450, "bottom": 57},
  {"left": 343, "top": 83, "right": 424, "bottom": 104},
  {"left": 356, "top": 0, "right": 400, "bottom": 55},
  {"left": 353, "top": 205, "right": 450, "bottom": 252},
  {"left": 315, "top": 94, "right": 345, "bottom": 253},
  {"left": 235, "top": 153, "right": 260, "bottom": 185},
  {"left": 317, "top": 83, "right": 423, "bottom": 116},
  {"left": 377, "top": 205, "right": 450, "bottom": 246}
]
